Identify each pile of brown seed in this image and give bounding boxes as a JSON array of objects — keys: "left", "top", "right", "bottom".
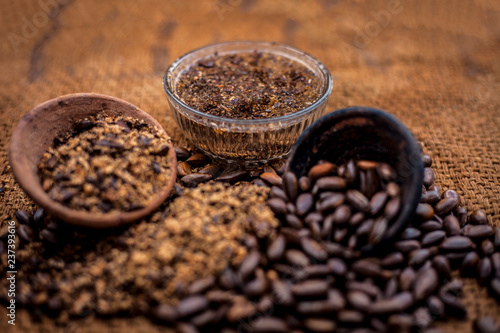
[
  {"left": 0, "top": 182, "right": 278, "bottom": 323},
  {"left": 2, "top": 147, "right": 500, "bottom": 333},
  {"left": 38, "top": 113, "right": 172, "bottom": 213},
  {"left": 144, "top": 152, "right": 500, "bottom": 333},
  {"left": 268, "top": 159, "right": 402, "bottom": 251}
]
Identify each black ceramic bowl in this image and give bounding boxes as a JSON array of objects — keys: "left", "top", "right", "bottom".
[{"left": 285, "top": 106, "right": 424, "bottom": 253}]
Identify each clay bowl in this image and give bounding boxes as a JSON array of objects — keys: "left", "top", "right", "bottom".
[
  {"left": 8, "top": 93, "right": 177, "bottom": 228},
  {"left": 286, "top": 106, "right": 423, "bottom": 253}
]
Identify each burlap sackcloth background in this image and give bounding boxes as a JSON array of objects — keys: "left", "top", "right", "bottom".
[{"left": 0, "top": 0, "right": 499, "bottom": 332}]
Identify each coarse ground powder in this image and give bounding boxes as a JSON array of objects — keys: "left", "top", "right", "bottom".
[
  {"left": 0, "top": 182, "right": 279, "bottom": 321},
  {"left": 38, "top": 113, "right": 172, "bottom": 214}
]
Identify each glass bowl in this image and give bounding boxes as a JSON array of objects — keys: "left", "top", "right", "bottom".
[{"left": 163, "top": 41, "right": 333, "bottom": 165}]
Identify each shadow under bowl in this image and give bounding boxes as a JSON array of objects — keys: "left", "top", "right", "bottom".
[
  {"left": 285, "top": 106, "right": 423, "bottom": 252},
  {"left": 8, "top": 93, "right": 177, "bottom": 228}
]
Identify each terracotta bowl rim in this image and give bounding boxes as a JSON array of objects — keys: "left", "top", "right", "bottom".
[{"left": 8, "top": 93, "right": 177, "bottom": 228}]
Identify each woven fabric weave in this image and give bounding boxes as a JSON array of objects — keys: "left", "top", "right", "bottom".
[{"left": 0, "top": 0, "right": 499, "bottom": 332}]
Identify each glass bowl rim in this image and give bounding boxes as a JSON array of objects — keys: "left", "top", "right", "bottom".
[{"left": 162, "top": 41, "right": 333, "bottom": 126}]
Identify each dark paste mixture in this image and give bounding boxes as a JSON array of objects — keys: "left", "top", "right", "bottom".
[{"left": 175, "top": 51, "right": 322, "bottom": 120}]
